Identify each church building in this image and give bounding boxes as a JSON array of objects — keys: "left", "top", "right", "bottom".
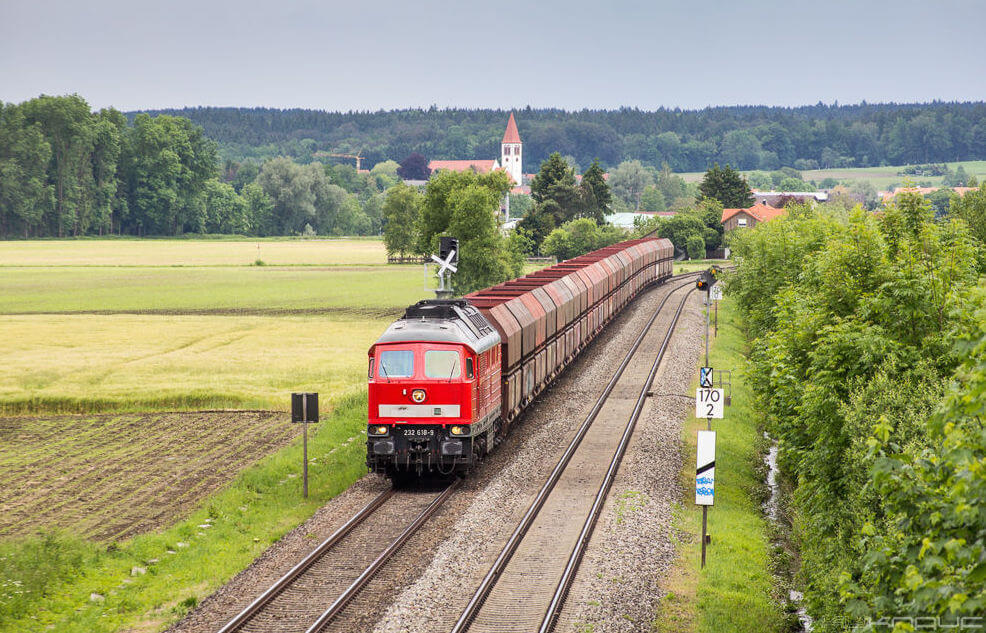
[{"left": 427, "top": 113, "right": 524, "bottom": 218}]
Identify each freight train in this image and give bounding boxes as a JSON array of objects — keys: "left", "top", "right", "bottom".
[{"left": 366, "top": 237, "right": 674, "bottom": 479}]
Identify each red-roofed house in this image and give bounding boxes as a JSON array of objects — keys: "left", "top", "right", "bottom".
[
  {"left": 428, "top": 159, "right": 499, "bottom": 174},
  {"left": 722, "top": 202, "right": 786, "bottom": 230}
]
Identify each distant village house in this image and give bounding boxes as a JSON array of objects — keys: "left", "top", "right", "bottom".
[{"left": 721, "top": 202, "right": 785, "bottom": 231}]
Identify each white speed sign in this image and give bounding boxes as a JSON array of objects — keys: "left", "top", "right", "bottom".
[{"left": 695, "top": 388, "right": 724, "bottom": 419}]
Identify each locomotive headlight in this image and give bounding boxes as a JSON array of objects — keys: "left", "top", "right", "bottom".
[
  {"left": 450, "top": 425, "right": 466, "bottom": 436},
  {"left": 369, "top": 425, "right": 389, "bottom": 436}
]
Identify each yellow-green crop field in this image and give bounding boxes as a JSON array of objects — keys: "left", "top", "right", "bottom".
[
  {"left": 0, "top": 237, "right": 387, "bottom": 267},
  {"left": 0, "top": 239, "right": 430, "bottom": 413}
]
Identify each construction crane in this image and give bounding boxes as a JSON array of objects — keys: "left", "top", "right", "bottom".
[{"left": 314, "top": 152, "right": 365, "bottom": 171}]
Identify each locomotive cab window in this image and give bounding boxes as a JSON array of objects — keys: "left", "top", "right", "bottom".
[
  {"left": 379, "top": 350, "right": 414, "bottom": 377},
  {"left": 465, "top": 357, "right": 474, "bottom": 379},
  {"left": 425, "top": 350, "right": 460, "bottom": 378}
]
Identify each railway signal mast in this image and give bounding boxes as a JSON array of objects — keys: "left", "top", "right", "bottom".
[
  {"left": 695, "top": 267, "right": 723, "bottom": 568},
  {"left": 431, "top": 236, "right": 458, "bottom": 299}
]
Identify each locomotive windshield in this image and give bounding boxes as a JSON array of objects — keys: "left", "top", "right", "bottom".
[
  {"left": 379, "top": 350, "right": 414, "bottom": 377},
  {"left": 424, "top": 350, "right": 460, "bottom": 378}
]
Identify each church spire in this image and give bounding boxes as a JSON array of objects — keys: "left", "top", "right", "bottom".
[{"left": 502, "top": 112, "right": 521, "bottom": 144}]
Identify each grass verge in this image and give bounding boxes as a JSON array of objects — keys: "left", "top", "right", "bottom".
[
  {"left": 0, "top": 392, "right": 370, "bottom": 633},
  {"left": 653, "top": 297, "right": 785, "bottom": 633}
]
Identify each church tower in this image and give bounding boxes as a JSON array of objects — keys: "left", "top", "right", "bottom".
[{"left": 500, "top": 112, "right": 522, "bottom": 187}]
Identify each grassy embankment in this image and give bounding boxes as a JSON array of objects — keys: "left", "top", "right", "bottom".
[
  {"left": 679, "top": 160, "right": 986, "bottom": 190},
  {"left": 0, "top": 394, "right": 370, "bottom": 633},
  {"left": 653, "top": 297, "right": 785, "bottom": 632}
]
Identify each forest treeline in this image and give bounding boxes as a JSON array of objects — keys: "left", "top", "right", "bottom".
[
  {"left": 142, "top": 102, "right": 986, "bottom": 172},
  {"left": 0, "top": 95, "right": 398, "bottom": 238}
]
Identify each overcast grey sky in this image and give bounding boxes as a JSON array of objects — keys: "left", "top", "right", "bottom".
[{"left": 1, "top": 0, "right": 983, "bottom": 112}]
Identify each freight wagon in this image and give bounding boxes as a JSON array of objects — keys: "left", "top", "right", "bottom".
[{"left": 366, "top": 237, "right": 674, "bottom": 479}]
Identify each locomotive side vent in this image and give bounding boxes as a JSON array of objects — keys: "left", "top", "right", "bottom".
[{"left": 465, "top": 310, "right": 495, "bottom": 337}]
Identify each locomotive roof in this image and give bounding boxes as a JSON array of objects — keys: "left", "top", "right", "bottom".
[{"left": 373, "top": 299, "right": 501, "bottom": 354}]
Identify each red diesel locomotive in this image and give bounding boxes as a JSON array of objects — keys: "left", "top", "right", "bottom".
[{"left": 366, "top": 237, "right": 674, "bottom": 478}]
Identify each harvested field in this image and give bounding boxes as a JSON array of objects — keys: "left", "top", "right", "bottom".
[{"left": 0, "top": 411, "right": 299, "bottom": 541}]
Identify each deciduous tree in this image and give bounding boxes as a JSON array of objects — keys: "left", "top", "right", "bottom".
[
  {"left": 698, "top": 163, "right": 753, "bottom": 208},
  {"left": 382, "top": 183, "right": 421, "bottom": 258},
  {"left": 397, "top": 152, "right": 430, "bottom": 180},
  {"left": 608, "top": 160, "right": 651, "bottom": 209}
]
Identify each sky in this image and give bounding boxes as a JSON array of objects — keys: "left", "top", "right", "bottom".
[{"left": 1, "top": 0, "right": 984, "bottom": 113}]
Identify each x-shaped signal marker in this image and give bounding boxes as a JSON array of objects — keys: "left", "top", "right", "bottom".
[{"left": 431, "top": 250, "right": 458, "bottom": 275}]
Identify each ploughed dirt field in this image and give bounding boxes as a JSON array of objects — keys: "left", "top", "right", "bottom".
[{"left": 0, "top": 411, "right": 299, "bottom": 541}]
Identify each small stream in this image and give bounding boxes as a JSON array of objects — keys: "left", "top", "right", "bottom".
[{"left": 763, "top": 432, "right": 813, "bottom": 631}]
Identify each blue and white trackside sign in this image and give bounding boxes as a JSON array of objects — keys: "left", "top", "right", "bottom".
[{"left": 695, "top": 430, "right": 716, "bottom": 506}]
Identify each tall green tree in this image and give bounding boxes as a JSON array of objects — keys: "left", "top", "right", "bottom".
[
  {"left": 530, "top": 152, "right": 576, "bottom": 204},
  {"left": 608, "top": 159, "right": 652, "bottom": 209},
  {"left": 0, "top": 103, "right": 52, "bottom": 237},
  {"left": 579, "top": 158, "right": 611, "bottom": 222},
  {"left": 950, "top": 183, "right": 986, "bottom": 246},
  {"left": 419, "top": 169, "right": 517, "bottom": 294},
  {"left": 698, "top": 163, "right": 754, "bottom": 208},
  {"left": 203, "top": 180, "right": 247, "bottom": 234},
  {"left": 382, "top": 183, "right": 422, "bottom": 258},
  {"left": 240, "top": 182, "right": 274, "bottom": 236},
  {"left": 124, "top": 113, "right": 217, "bottom": 235},
  {"left": 639, "top": 186, "right": 666, "bottom": 213},
  {"left": 256, "top": 157, "right": 320, "bottom": 234},
  {"left": 21, "top": 95, "right": 96, "bottom": 236}
]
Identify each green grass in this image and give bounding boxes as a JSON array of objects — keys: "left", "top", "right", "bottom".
[
  {"left": 653, "top": 298, "right": 784, "bottom": 633},
  {"left": 673, "top": 259, "right": 728, "bottom": 275},
  {"left": 0, "top": 266, "right": 428, "bottom": 314},
  {"left": 678, "top": 160, "right": 986, "bottom": 190},
  {"left": 0, "top": 392, "right": 370, "bottom": 633}
]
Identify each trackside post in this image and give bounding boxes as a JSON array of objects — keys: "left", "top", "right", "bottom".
[{"left": 292, "top": 393, "right": 319, "bottom": 498}]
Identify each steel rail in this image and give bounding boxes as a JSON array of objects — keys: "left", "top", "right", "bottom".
[
  {"left": 306, "top": 479, "right": 460, "bottom": 633},
  {"left": 449, "top": 279, "right": 697, "bottom": 633},
  {"left": 217, "top": 488, "right": 395, "bottom": 633},
  {"left": 538, "top": 288, "right": 695, "bottom": 633}
]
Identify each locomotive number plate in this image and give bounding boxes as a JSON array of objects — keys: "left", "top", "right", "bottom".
[{"left": 402, "top": 428, "right": 436, "bottom": 437}]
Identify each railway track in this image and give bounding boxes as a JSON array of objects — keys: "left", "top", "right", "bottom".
[
  {"left": 217, "top": 481, "right": 458, "bottom": 633},
  {"left": 210, "top": 271, "right": 704, "bottom": 633},
  {"left": 449, "top": 279, "right": 697, "bottom": 633}
]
